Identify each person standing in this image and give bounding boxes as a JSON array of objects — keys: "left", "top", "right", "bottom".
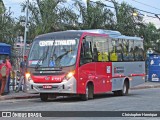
[
  {"left": 0, "top": 60, "right": 7, "bottom": 96},
  {"left": 6, "top": 56, "right": 12, "bottom": 93},
  {"left": 16, "top": 56, "right": 27, "bottom": 92},
  {"left": 0, "top": 56, "right": 12, "bottom": 96}
]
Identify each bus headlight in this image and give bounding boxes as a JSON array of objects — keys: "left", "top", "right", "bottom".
[
  {"left": 64, "top": 70, "right": 75, "bottom": 81},
  {"left": 25, "top": 72, "right": 32, "bottom": 81}
]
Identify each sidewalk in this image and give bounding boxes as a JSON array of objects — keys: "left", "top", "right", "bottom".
[
  {"left": 130, "top": 81, "right": 160, "bottom": 90},
  {"left": 0, "top": 91, "right": 39, "bottom": 101},
  {"left": 0, "top": 81, "right": 160, "bottom": 101}
]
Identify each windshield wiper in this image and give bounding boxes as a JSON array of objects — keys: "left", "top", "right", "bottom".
[
  {"left": 55, "top": 49, "right": 73, "bottom": 67},
  {"left": 35, "top": 46, "right": 49, "bottom": 69},
  {"left": 49, "top": 40, "right": 56, "bottom": 66}
]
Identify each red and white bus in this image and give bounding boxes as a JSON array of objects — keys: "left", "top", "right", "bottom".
[{"left": 25, "top": 29, "right": 145, "bottom": 101}]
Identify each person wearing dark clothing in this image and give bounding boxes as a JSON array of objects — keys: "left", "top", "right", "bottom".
[{"left": 16, "top": 56, "right": 27, "bottom": 92}]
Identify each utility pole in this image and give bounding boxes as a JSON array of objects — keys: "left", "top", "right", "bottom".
[
  {"left": 22, "top": 0, "right": 29, "bottom": 92},
  {"left": 23, "top": 0, "right": 29, "bottom": 60}
]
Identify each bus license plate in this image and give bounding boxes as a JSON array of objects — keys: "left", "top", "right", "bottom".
[{"left": 43, "top": 85, "right": 52, "bottom": 89}]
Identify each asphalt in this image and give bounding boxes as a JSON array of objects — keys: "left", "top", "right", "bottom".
[{"left": 0, "top": 81, "right": 160, "bottom": 101}]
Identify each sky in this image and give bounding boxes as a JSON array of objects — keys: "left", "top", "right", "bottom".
[{"left": 3, "top": 0, "right": 160, "bottom": 28}]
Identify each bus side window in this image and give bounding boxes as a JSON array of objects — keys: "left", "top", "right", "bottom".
[
  {"left": 128, "top": 40, "right": 134, "bottom": 61},
  {"left": 122, "top": 40, "right": 129, "bottom": 61},
  {"left": 93, "top": 44, "right": 98, "bottom": 62},
  {"left": 110, "top": 52, "right": 118, "bottom": 61},
  {"left": 128, "top": 47, "right": 134, "bottom": 61},
  {"left": 116, "top": 41, "right": 123, "bottom": 61},
  {"left": 109, "top": 41, "right": 118, "bottom": 61},
  {"left": 80, "top": 42, "right": 85, "bottom": 66},
  {"left": 134, "top": 40, "right": 144, "bottom": 61},
  {"left": 94, "top": 37, "right": 109, "bottom": 62},
  {"left": 80, "top": 39, "right": 93, "bottom": 65}
]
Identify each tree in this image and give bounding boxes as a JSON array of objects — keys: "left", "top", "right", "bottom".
[
  {"left": 111, "top": 0, "right": 143, "bottom": 36},
  {"left": 140, "top": 23, "right": 159, "bottom": 49},
  {"left": 73, "top": 0, "right": 115, "bottom": 29},
  {"left": 21, "top": 0, "right": 78, "bottom": 40},
  {"left": 0, "top": 5, "right": 15, "bottom": 45}
]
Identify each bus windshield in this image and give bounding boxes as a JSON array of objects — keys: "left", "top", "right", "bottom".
[{"left": 28, "top": 38, "right": 79, "bottom": 68}]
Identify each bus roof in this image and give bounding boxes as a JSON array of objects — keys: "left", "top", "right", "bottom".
[
  {"left": 67, "top": 29, "right": 121, "bottom": 36},
  {"left": 110, "top": 35, "right": 143, "bottom": 40},
  {"left": 35, "top": 31, "right": 84, "bottom": 39},
  {"left": 35, "top": 29, "right": 142, "bottom": 41},
  {"left": 68, "top": 29, "right": 142, "bottom": 40}
]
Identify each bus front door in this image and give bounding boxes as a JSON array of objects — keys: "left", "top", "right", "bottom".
[{"left": 95, "top": 62, "right": 112, "bottom": 93}]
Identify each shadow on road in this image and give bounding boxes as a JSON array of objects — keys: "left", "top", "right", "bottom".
[{"left": 34, "top": 92, "right": 138, "bottom": 103}]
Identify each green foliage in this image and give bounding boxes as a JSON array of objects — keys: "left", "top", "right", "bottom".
[
  {"left": 0, "top": 8, "right": 15, "bottom": 45},
  {"left": 0, "top": 0, "right": 159, "bottom": 52},
  {"left": 74, "top": 0, "right": 115, "bottom": 29}
]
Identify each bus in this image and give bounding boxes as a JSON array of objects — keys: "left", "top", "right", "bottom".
[{"left": 25, "top": 29, "right": 145, "bottom": 101}]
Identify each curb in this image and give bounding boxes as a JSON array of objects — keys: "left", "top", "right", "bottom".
[
  {"left": 1, "top": 84, "right": 160, "bottom": 101},
  {"left": 0, "top": 94, "right": 39, "bottom": 101},
  {"left": 130, "top": 85, "right": 160, "bottom": 90}
]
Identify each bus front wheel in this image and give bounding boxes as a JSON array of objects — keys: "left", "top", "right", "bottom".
[
  {"left": 81, "top": 83, "right": 94, "bottom": 101},
  {"left": 40, "top": 93, "right": 48, "bottom": 101}
]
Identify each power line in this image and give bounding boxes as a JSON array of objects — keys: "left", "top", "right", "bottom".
[
  {"left": 104, "top": 0, "right": 160, "bottom": 15},
  {"left": 90, "top": 1, "right": 114, "bottom": 9},
  {"left": 90, "top": 0, "right": 160, "bottom": 22},
  {"left": 135, "top": 8, "right": 160, "bottom": 16},
  {"left": 131, "top": 0, "right": 160, "bottom": 11}
]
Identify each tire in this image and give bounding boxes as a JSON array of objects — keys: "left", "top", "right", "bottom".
[
  {"left": 119, "top": 81, "right": 129, "bottom": 96},
  {"left": 40, "top": 93, "right": 48, "bottom": 101},
  {"left": 81, "top": 84, "right": 93, "bottom": 101},
  {"left": 113, "top": 81, "right": 129, "bottom": 96}
]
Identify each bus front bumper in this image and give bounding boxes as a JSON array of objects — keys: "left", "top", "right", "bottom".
[{"left": 25, "top": 77, "right": 77, "bottom": 94}]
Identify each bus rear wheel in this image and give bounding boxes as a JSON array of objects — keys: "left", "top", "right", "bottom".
[
  {"left": 40, "top": 93, "right": 48, "bottom": 101},
  {"left": 114, "top": 81, "right": 129, "bottom": 96},
  {"left": 119, "top": 81, "right": 129, "bottom": 96},
  {"left": 81, "top": 83, "right": 94, "bottom": 101}
]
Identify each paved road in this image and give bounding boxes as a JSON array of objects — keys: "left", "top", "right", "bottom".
[
  {"left": 1, "top": 88, "right": 160, "bottom": 111},
  {"left": 0, "top": 88, "right": 160, "bottom": 120}
]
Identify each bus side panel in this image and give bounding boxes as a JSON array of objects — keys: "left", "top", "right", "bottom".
[
  {"left": 95, "top": 62, "right": 112, "bottom": 93},
  {"left": 129, "top": 62, "right": 145, "bottom": 87},
  {"left": 77, "top": 63, "right": 96, "bottom": 94},
  {"left": 112, "top": 62, "right": 145, "bottom": 91}
]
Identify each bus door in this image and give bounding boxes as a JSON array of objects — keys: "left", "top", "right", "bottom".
[
  {"left": 93, "top": 37, "right": 112, "bottom": 93},
  {"left": 78, "top": 36, "right": 96, "bottom": 94}
]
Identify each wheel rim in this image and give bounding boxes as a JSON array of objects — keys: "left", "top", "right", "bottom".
[
  {"left": 123, "top": 83, "right": 127, "bottom": 94},
  {"left": 86, "top": 86, "right": 89, "bottom": 99}
]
